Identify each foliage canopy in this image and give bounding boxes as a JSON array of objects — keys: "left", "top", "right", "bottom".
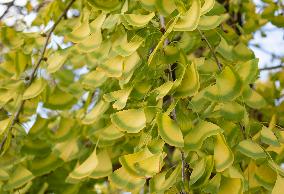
[{"left": 0, "top": 0, "right": 284, "bottom": 193}]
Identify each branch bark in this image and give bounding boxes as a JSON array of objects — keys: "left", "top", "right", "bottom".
[
  {"left": 259, "top": 64, "right": 283, "bottom": 71},
  {"left": 0, "top": 1, "right": 14, "bottom": 20},
  {"left": 197, "top": 29, "right": 222, "bottom": 72},
  {"left": 0, "top": 0, "right": 76, "bottom": 153}
]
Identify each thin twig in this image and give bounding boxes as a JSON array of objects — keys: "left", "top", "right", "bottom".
[
  {"left": 0, "top": 1, "right": 14, "bottom": 20},
  {"left": 0, "top": 0, "right": 76, "bottom": 153},
  {"left": 259, "top": 64, "right": 283, "bottom": 71},
  {"left": 197, "top": 29, "right": 222, "bottom": 71}
]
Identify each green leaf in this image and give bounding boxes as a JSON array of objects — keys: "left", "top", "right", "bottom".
[
  {"left": 3, "top": 165, "right": 34, "bottom": 191},
  {"left": 104, "top": 87, "right": 132, "bottom": 110},
  {"left": 173, "top": 0, "right": 201, "bottom": 31},
  {"left": 214, "top": 133, "right": 234, "bottom": 172},
  {"left": 204, "top": 66, "right": 242, "bottom": 101},
  {"left": 235, "top": 59, "right": 259, "bottom": 84},
  {"left": 184, "top": 120, "right": 221, "bottom": 150},
  {"left": 87, "top": 0, "right": 122, "bottom": 11},
  {"left": 82, "top": 100, "right": 110, "bottom": 124},
  {"left": 201, "top": 0, "right": 215, "bottom": 15},
  {"left": 66, "top": 148, "right": 98, "bottom": 183},
  {"left": 111, "top": 109, "right": 146, "bottom": 133},
  {"left": 260, "top": 126, "right": 280, "bottom": 147},
  {"left": 174, "top": 62, "right": 200, "bottom": 98},
  {"left": 198, "top": 14, "right": 228, "bottom": 30},
  {"left": 122, "top": 12, "right": 155, "bottom": 28},
  {"left": 237, "top": 140, "right": 266, "bottom": 159},
  {"left": 156, "top": 113, "right": 184, "bottom": 147},
  {"left": 23, "top": 78, "right": 46, "bottom": 100},
  {"left": 89, "top": 150, "right": 112, "bottom": 179},
  {"left": 218, "top": 177, "right": 243, "bottom": 194}
]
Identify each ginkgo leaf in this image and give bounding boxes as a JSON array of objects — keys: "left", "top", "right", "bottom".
[
  {"left": 175, "top": 62, "right": 200, "bottom": 98},
  {"left": 53, "top": 137, "right": 79, "bottom": 162},
  {"left": 219, "top": 102, "right": 245, "bottom": 121},
  {"left": 149, "top": 164, "right": 181, "bottom": 192},
  {"left": 66, "top": 148, "right": 98, "bottom": 183},
  {"left": 218, "top": 177, "right": 243, "bottom": 194},
  {"left": 254, "top": 164, "right": 277, "bottom": 190},
  {"left": 201, "top": 0, "right": 215, "bottom": 15},
  {"left": 120, "top": 51, "right": 141, "bottom": 85},
  {"left": 47, "top": 52, "right": 68, "bottom": 73},
  {"left": 237, "top": 140, "right": 266, "bottom": 159},
  {"left": 204, "top": 66, "right": 242, "bottom": 101},
  {"left": 51, "top": 118, "right": 76, "bottom": 142},
  {"left": 89, "top": 13, "right": 106, "bottom": 32},
  {"left": 82, "top": 100, "right": 109, "bottom": 124},
  {"left": 97, "top": 56, "right": 124, "bottom": 77},
  {"left": 154, "top": 81, "right": 174, "bottom": 100},
  {"left": 184, "top": 120, "right": 221, "bottom": 150},
  {"left": 81, "top": 70, "right": 107, "bottom": 90},
  {"left": 111, "top": 109, "right": 146, "bottom": 133},
  {"left": 113, "top": 35, "right": 144, "bottom": 57},
  {"left": 272, "top": 175, "right": 284, "bottom": 194},
  {"left": 0, "top": 168, "right": 9, "bottom": 181},
  {"left": 198, "top": 14, "right": 228, "bottom": 30},
  {"left": 23, "top": 78, "right": 46, "bottom": 100},
  {"left": 119, "top": 148, "right": 164, "bottom": 178},
  {"left": 235, "top": 59, "right": 259, "bottom": 84},
  {"left": 140, "top": 0, "right": 156, "bottom": 11},
  {"left": 192, "top": 155, "right": 214, "bottom": 188},
  {"left": 87, "top": 0, "right": 122, "bottom": 11},
  {"left": 214, "top": 133, "right": 234, "bottom": 172},
  {"left": 242, "top": 86, "right": 266, "bottom": 109},
  {"left": 93, "top": 124, "right": 124, "bottom": 146},
  {"left": 89, "top": 150, "right": 112, "bottom": 179},
  {"left": 28, "top": 115, "right": 48, "bottom": 137},
  {"left": 65, "top": 21, "right": 90, "bottom": 43},
  {"left": 109, "top": 167, "right": 146, "bottom": 191},
  {"left": 0, "top": 118, "right": 10, "bottom": 135},
  {"left": 155, "top": 0, "right": 176, "bottom": 16},
  {"left": 86, "top": 40, "right": 111, "bottom": 63},
  {"left": 173, "top": 0, "right": 201, "bottom": 31},
  {"left": 190, "top": 158, "right": 206, "bottom": 185},
  {"left": 77, "top": 30, "right": 102, "bottom": 53},
  {"left": 122, "top": 12, "right": 155, "bottom": 28},
  {"left": 3, "top": 165, "right": 34, "bottom": 191},
  {"left": 104, "top": 87, "right": 132, "bottom": 110},
  {"left": 260, "top": 126, "right": 280, "bottom": 147},
  {"left": 44, "top": 87, "right": 76, "bottom": 110},
  {"left": 21, "top": 137, "right": 51, "bottom": 156},
  {"left": 216, "top": 37, "right": 234, "bottom": 61},
  {"left": 28, "top": 153, "right": 64, "bottom": 176},
  {"left": 156, "top": 113, "right": 184, "bottom": 147},
  {"left": 203, "top": 173, "right": 221, "bottom": 194}
]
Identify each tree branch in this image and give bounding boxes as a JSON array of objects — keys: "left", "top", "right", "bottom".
[
  {"left": 197, "top": 29, "right": 222, "bottom": 72},
  {"left": 0, "top": 0, "right": 76, "bottom": 154},
  {"left": 0, "top": 1, "right": 14, "bottom": 20},
  {"left": 259, "top": 64, "right": 284, "bottom": 71}
]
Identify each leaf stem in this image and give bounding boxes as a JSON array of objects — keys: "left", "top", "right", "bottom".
[
  {"left": 197, "top": 29, "right": 222, "bottom": 72},
  {"left": 0, "top": 0, "right": 77, "bottom": 154}
]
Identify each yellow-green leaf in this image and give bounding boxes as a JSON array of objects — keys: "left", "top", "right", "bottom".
[
  {"left": 23, "top": 78, "right": 46, "bottom": 100},
  {"left": 242, "top": 86, "right": 266, "bottom": 109},
  {"left": 113, "top": 35, "right": 144, "bottom": 57},
  {"left": 89, "top": 150, "right": 112, "bottom": 179},
  {"left": 47, "top": 52, "right": 68, "bottom": 73},
  {"left": 173, "top": 0, "right": 201, "bottom": 31},
  {"left": 204, "top": 66, "right": 242, "bottom": 101},
  {"left": 214, "top": 133, "right": 234, "bottom": 172},
  {"left": 104, "top": 87, "right": 132, "bottom": 110},
  {"left": 65, "top": 21, "right": 90, "bottom": 43},
  {"left": 260, "top": 126, "right": 280, "bottom": 147},
  {"left": 272, "top": 175, "right": 284, "bottom": 194},
  {"left": 237, "top": 140, "right": 266, "bottom": 159},
  {"left": 218, "top": 177, "right": 243, "bottom": 194},
  {"left": 97, "top": 56, "right": 124, "bottom": 78},
  {"left": 235, "top": 59, "right": 259, "bottom": 84},
  {"left": 81, "top": 70, "right": 107, "bottom": 90},
  {"left": 155, "top": 0, "right": 176, "bottom": 16},
  {"left": 156, "top": 113, "right": 184, "bottom": 147},
  {"left": 122, "top": 12, "right": 155, "bottom": 28},
  {"left": 67, "top": 148, "right": 98, "bottom": 182},
  {"left": 184, "top": 120, "right": 220, "bottom": 150},
  {"left": 109, "top": 167, "right": 146, "bottom": 191},
  {"left": 198, "top": 14, "right": 228, "bottom": 30},
  {"left": 82, "top": 100, "right": 109, "bottom": 125},
  {"left": 3, "top": 165, "right": 34, "bottom": 191},
  {"left": 175, "top": 62, "right": 200, "bottom": 98},
  {"left": 201, "top": 0, "right": 215, "bottom": 15},
  {"left": 111, "top": 109, "right": 146, "bottom": 133},
  {"left": 154, "top": 81, "right": 174, "bottom": 101},
  {"left": 254, "top": 164, "right": 277, "bottom": 190}
]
